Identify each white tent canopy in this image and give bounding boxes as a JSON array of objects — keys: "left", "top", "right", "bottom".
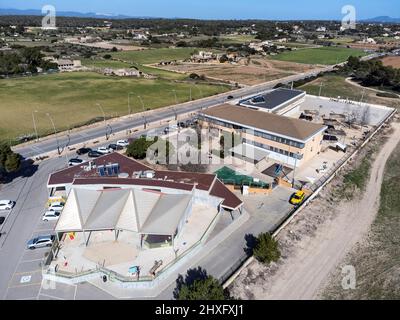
[{"left": 56, "top": 188, "right": 192, "bottom": 235}]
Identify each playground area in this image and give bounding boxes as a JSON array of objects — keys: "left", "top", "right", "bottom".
[{"left": 50, "top": 203, "right": 219, "bottom": 281}]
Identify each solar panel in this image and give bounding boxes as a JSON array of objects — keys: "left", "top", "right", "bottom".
[
  {"left": 106, "top": 165, "right": 113, "bottom": 176},
  {"left": 112, "top": 163, "right": 120, "bottom": 175},
  {"left": 98, "top": 166, "right": 106, "bottom": 177}
]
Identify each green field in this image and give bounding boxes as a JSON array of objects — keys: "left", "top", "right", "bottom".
[
  {"left": 218, "top": 34, "right": 258, "bottom": 44},
  {"left": 270, "top": 47, "right": 368, "bottom": 65},
  {"left": 81, "top": 58, "right": 134, "bottom": 69},
  {"left": 111, "top": 47, "right": 199, "bottom": 65},
  {"left": 0, "top": 72, "right": 229, "bottom": 142}
]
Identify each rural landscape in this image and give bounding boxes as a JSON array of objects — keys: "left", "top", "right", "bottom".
[{"left": 0, "top": 0, "right": 400, "bottom": 310}]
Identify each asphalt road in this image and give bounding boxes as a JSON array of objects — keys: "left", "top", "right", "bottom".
[{"left": 14, "top": 67, "right": 337, "bottom": 159}]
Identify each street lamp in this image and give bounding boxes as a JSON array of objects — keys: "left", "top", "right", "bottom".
[
  {"left": 137, "top": 96, "right": 147, "bottom": 129},
  {"left": 32, "top": 110, "right": 39, "bottom": 142},
  {"left": 96, "top": 103, "right": 110, "bottom": 140},
  {"left": 128, "top": 92, "right": 135, "bottom": 116},
  {"left": 46, "top": 113, "right": 61, "bottom": 155}
]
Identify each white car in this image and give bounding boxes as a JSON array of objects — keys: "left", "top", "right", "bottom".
[
  {"left": 97, "top": 146, "right": 113, "bottom": 154},
  {"left": 42, "top": 210, "right": 61, "bottom": 221},
  {"left": 68, "top": 158, "right": 84, "bottom": 166},
  {"left": 116, "top": 140, "right": 129, "bottom": 147},
  {"left": 0, "top": 200, "right": 15, "bottom": 210},
  {"left": 49, "top": 202, "right": 64, "bottom": 212}
]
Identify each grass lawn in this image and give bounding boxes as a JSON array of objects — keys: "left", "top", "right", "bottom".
[
  {"left": 218, "top": 34, "right": 258, "bottom": 44},
  {"left": 270, "top": 47, "right": 367, "bottom": 65},
  {"left": 0, "top": 72, "right": 229, "bottom": 142},
  {"left": 81, "top": 58, "right": 134, "bottom": 69},
  {"left": 111, "top": 47, "right": 200, "bottom": 65}
]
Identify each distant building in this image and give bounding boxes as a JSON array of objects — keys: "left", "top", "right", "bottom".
[
  {"left": 56, "top": 59, "right": 82, "bottom": 71},
  {"left": 199, "top": 103, "right": 327, "bottom": 167}
]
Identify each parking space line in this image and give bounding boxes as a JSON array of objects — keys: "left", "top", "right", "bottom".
[
  {"left": 20, "top": 258, "right": 43, "bottom": 263},
  {"left": 8, "top": 282, "right": 42, "bottom": 289},
  {"left": 18, "top": 297, "right": 38, "bottom": 300},
  {"left": 74, "top": 285, "right": 77, "bottom": 300},
  {"left": 39, "top": 293, "right": 65, "bottom": 300}
]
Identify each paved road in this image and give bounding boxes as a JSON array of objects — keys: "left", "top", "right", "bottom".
[{"left": 14, "top": 67, "right": 338, "bottom": 159}]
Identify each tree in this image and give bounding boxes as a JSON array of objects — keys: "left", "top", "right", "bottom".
[
  {"left": 5, "top": 152, "right": 21, "bottom": 173},
  {"left": 0, "top": 142, "right": 21, "bottom": 176},
  {"left": 126, "top": 136, "right": 154, "bottom": 159},
  {"left": 174, "top": 267, "right": 229, "bottom": 300},
  {"left": 103, "top": 54, "right": 112, "bottom": 60},
  {"left": 253, "top": 232, "right": 281, "bottom": 264}
]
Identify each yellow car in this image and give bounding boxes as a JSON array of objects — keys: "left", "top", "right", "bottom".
[{"left": 290, "top": 191, "right": 306, "bottom": 205}]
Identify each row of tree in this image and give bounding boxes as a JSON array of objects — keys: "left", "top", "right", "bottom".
[{"left": 341, "top": 56, "right": 400, "bottom": 92}]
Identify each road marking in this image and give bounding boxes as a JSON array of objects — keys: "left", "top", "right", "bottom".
[
  {"left": 21, "top": 258, "right": 43, "bottom": 263},
  {"left": 20, "top": 275, "right": 32, "bottom": 284},
  {"left": 39, "top": 293, "right": 65, "bottom": 300},
  {"left": 8, "top": 282, "right": 42, "bottom": 289}
]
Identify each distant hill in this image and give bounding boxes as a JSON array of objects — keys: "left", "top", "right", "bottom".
[
  {"left": 0, "top": 8, "right": 134, "bottom": 19},
  {"left": 362, "top": 16, "right": 400, "bottom": 23}
]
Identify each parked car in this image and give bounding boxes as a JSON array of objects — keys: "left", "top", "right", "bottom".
[
  {"left": 170, "top": 124, "right": 179, "bottom": 131},
  {"left": 68, "top": 158, "right": 84, "bottom": 166},
  {"left": 164, "top": 127, "right": 170, "bottom": 134},
  {"left": 108, "top": 144, "right": 123, "bottom": 151},
  {"left": 49, "top": 202, "right": 64, "bottom": 212},
  {"left": 289, "top": 191, "right": 306, "bottom": 205},
  {"left": 227, "top": 95, "right": 234, "bottom": 100},
  {"left": 88, "top": 150, "right": 103, "bottom": 158},
  {"left": 116, "top": 140, "right": 129, "bottom": 147},
  {"left": 0, "top": 216, "right": 5, "bottom": 225},
  {"left": 0, "top": 200, "right": 15, "bottom": 211},
  {"left": 76, "top": 147, "right": 92, "bottom": 155},
  {"left": 42, "top": 210, "right": 61, "bottom": 222},
  {"left": 97, "top": 146, "right": 113, "bottom": 154},
  {"left": 27, "top": 235, "right": 55, "bottom": 250},
  {"left": 178, "top": 122, "right": 187, "bottom": 128}
]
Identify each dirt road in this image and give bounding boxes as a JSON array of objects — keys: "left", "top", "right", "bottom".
[{"left": 232, "top": 121, "right": 400, "bottom": 300}]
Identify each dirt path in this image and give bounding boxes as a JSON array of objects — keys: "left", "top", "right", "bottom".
[{"left": 234, "top": 121, "right": 400, "bottom": 300}]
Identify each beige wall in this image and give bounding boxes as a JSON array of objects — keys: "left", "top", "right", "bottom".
[{"left": 200, "top": 120, "right": 324, "bottom": 167}]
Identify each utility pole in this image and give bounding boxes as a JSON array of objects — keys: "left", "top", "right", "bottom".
[{"left": 32, "top": 110, "right": 39, "bottom": 142}]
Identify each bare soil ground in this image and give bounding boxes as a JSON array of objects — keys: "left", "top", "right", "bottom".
[
  {"left": 158, "top": 57, "right": 321, "bottom": 86},
  {"left": 381, "top": 56, "right": 400, "bottom": 69},
  {"left": 230, "top": 119, "right": 400, "bottom": 300}
]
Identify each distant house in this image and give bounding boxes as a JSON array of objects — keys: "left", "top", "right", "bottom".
[
  {"left": 103, "top": 68, "right": 141, "bottom": 77},
  {"left": 56, "top": 59, "right": 82, "bottom": 71}
]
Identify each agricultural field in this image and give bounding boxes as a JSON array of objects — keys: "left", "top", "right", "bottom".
[
  {"left": 270, "top": 46, "right": 368, "bottom": 65},
  {"left": 218, "top": 34, "right": 258, "bottom": 44},
  {"left": 159, "top": 56, "right": 320, "bottom": 85},
  {"left": 0, "top": 72, "right": 229, "bottom": 142},
  {"left": 300, "top": 74, "right": 399, "bottom": 108},
  {"left": 381, "top": 56, "right": 400, "bottom": 69},
  {"left": 111, "top": 47, "right": 200, "bottom": 65}
]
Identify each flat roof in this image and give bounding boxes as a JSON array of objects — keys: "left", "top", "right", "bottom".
[
  {"left": 201, "top": 104, "right": 327, "bottom": 142},
  {"left": 240, "top": 88, "right": 305, "bottom": 111}
]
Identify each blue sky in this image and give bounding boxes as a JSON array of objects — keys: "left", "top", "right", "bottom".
[{"left": 1, "top": 0, "right": 399, "bottom": 20}]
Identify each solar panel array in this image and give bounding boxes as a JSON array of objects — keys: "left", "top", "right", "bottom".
[{"left": 97, "top": 163, "right": 120, "bottom": 177}]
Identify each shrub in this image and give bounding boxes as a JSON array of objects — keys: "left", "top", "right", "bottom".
[{"left": 253, "top": 232, "right": 281, "bottom": 264}]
